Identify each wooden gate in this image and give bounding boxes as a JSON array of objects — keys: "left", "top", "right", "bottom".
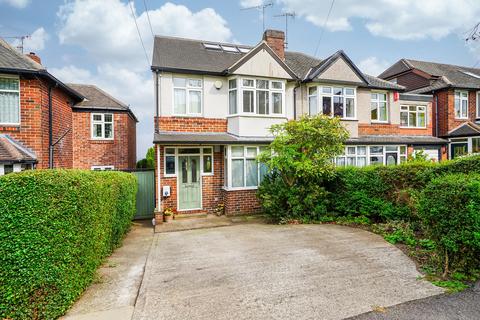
[{"left": 131, "top": 170, "right": 155, "bottom": 220}]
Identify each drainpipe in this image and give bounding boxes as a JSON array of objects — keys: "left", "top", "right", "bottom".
[
  {"left": 154, "top": 70, "right": 162, "bottom": 212},
  {"left": 293, "top": 82, "right": 301, "bottom": 120},
  {"left": 433, "top": 90, "right": 438, "bottom": 137},
  {"left": 48, "top": 85, "right": 53, "bottom": 169}
]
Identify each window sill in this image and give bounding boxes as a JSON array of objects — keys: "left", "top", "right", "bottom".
[
  {"left": 90, "top": 139, "right": 114, "bottom": 144},
  {"left": 227, "top": 114, "right": 287, "bottom": 119},
  {"left": 339, "top": 118, "right": 358, "bottom": 122},
  {"left": 171, "top": 114, "right": 203, "bottom": 118},
  {"left": 222, "top": 186, "right": 258, "bottom": 191},
  {"left": 371, "top": 121, "right": 389, "bottom": 124},
  {"left": 163, "top": 174, "right": 176, "bottom": 178},
  {"left": 399, "top": 126, "right": 427, "bottom": 129},
  {"left": 455, "top": 117, "right": 469, "bottom": 120}
]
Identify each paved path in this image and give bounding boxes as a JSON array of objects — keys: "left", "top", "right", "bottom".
[
  {"left": 348, "top": 282, "right": 480, "bottom": 320},
  {"left": 132, "top": 224, "right": 443, "bottom": 320}
]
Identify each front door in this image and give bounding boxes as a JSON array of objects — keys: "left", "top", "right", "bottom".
[
  {"left": 451, "top": 143, "right": 468, "bottom": 159},
  {"left": 178, "top": 156, "right": 201, "bottom": 210},
  {"left": 385, "top": 152, "right": 398, "bottom": 165}
]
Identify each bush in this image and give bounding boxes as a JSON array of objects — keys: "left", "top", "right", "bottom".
[
  {"left": 0, "top": 170, "right": 137, "bottom": 320},
  {"left": 417, "top": 174, "right": 480, "bottom": 275}
]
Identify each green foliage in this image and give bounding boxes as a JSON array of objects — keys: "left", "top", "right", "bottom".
[
  {"left": 407, "top": 149, "right": 429, "bottom": 162},
  {"left": 258, "top": 115, "right": 349, "bottom": 186},
  {"left": 137, "top": 146, "right": 155, "bottom": 169},
  {"left": 430, "top": 280, "right": 470, "bottom": 293},
  {"left": 0, "top": 170, "right": 137, "bottom": 320},
  {"left": 417, "top": 174, "right": 480, "bottom": 276}
]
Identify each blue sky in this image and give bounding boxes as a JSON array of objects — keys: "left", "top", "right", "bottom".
[{"left": 1, "top": 0, "right": 480, "bottom": 158}]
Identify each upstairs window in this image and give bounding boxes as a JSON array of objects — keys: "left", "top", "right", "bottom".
[
  {"left": 400, "top": 105, "right": 426, "bottom": 128},
  {"left": 228, "top": 78, "right": 284, "bottom": 116},
  {"left": 476, "top": 92, "right": 480, "bottom": 119},
  {"left": 371, "top": 92, "right": 388, "bottom": 122},
  {"left": 91, "top": 113, "right": 113, "bottom": 139},
  {"left": 0, "top": 76, "right": 20, "bottom": 125},
  {"left": 308, "top": 86, "right": 355, "bottom": 119},
  {"left": 454, "top": 91, "right": 468, "bottom": 119},
  {"left": 173, "top": 77, "right": 202, "bottom": 116}
]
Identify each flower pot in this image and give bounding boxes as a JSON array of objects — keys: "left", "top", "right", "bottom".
[{"left": 163, "top": 214, "right": 173, "bottom": 223}]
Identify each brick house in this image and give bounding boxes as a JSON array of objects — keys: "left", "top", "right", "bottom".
[
  {"left": 151, "top": 30, "right": 446, "bottom": 216},
  {"left": 379, "top": 59, "right": 480, "bottom": 158},
  {"left": 68, "top": 84, "right": 138, "bottom": 170},
  {"left": 0, "top": 38, "right": 137, "bottom": 174}
]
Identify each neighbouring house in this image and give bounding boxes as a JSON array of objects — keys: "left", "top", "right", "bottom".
[
  {"left": 0, "top": 38, "right": 84, "bottom": 174},
  {"left": 379, "top": 59, "right": 480, "bottom": 158},
  {"left": 151, "top": 30, "right": 447, "bottom": 216},
  {"left": 0, "top": 37, "right": 138, "bottom": 175},
  {"left": 68, "top": 84, "right": 138, "bottom": 171}
]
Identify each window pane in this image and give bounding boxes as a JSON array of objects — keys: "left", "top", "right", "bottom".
[
  {"left": 347, "top": 146, "right": 356, "bottom": 155},
  {"left": 166, "top": 148, "right": 175, "bottom": 154},
  {"left": 333, "top": 87, "right": 343, "bottom": 95},
  {"left": 409, "top": 106, "right": 416, "bottom": 112},
  {"left": 231, "top": 146, "right": 244, "bottom": 157},
  {"left": 256, "top": 90, "right": 269, "bottom": 115},
  {"left": 371, "top": 102, "right": 378, "bottom": 120},
  {"left": 333, "top": 96, "right": 343, "bottom": 117},
  {"left": 386, "top": 146, "right": 397, "bottom": 152},
  {"left": 400, "top": 112, "right": 408, "bottom": 126},
  {"left": 409, "top": 112, "right": 417, "bottom": 127},
  {"left": 272, "top": 92, "right": 282, "bottom": 114},
  {"left": 93, "top": 124, "right": 102, "bottom": 138},
  {"left": 345, "top": 88, "right": 355, "bottom": 95},
  {"left": 379, "top": 93, "right": 387, "bottom": 101},
  {"left": 0, "top": 92, "right": 19, "bottom": 123},
  {"left": 347, "top": 157, "right": 356, "bottom": 166},
  {"left": 246, "top": 159, "right": 258, "bottom": 187},
  {"left": 462, "top": 99, "right": 468, "bottom": 117},
  {"left": 166, "top": 156, "right": 175, "bottom": 174},
  {"left": 370, "top": 156, "right": 384, "bottom": 165},
  {"left": 322, "top": 96, "right": 331, "bottom": 115},
  {"left": 418, "top": 112, "right": 426, "bottom": 127},
  {"left": 336, "top": 157, "right": 345, "bottom": 166},
  {"left": 259, "top": 163, "right": 268, "bottom": 184},
  {"left": 256, "top": 80, "right": 268, "bottom": 89},
  {"left": 357, "top": 157, "right": 367, "bottom": 167},
  {"left": 178, "top": 148, "right": 200, "bottom": 154},
  {"left": 400, "top": 146, "right": 407, "bottom": 154},
  {"left": 246, "top": 147, "right": 257, "bottom": 157},
  {"left": 4, "top": 165, "right": 13, "bottom": 174},
  {"left": 174, "top": 89, "right": 186, "bottom": 114},
  {"left": 203, "top": 155, "right": 212, "bottom": 173},
  {"left": 370, "top": 146, "right": 383, "bottom": 154},
  {"left": 357, "top": 146, "right": 366, "bottom": 155},
  {"left": 243, "top": 90, "right": 254, "bottom": 112},
  {"left": 188, "top": 79, "right": 202, "bottom": 87},
  {"left": 379, "top": 102, "right": 387, "bottom": 121},
  {"left": 243, "top": 79, "right": 254, "bottom": 87},
  {"left": 345, "top": 97, "right": 355, "bottom": 118},
  {"left": 309, "top": 95, "right": 318, "bottom": 115},
  {"left": 271, "top": 81, "right": 283, "bottom": 89},
  {"left": 309, "top": 86, "right": 317, "bottom": 95},
  {"left": 189, "top": 91, "right": 201, "bottom": 113},
  {"left": 203, "top": 148, "right": 212, "bottom": 154},
  {"left": 322, "top": 87, "right": 332, "bottom": 94},
  {"left": 181, "top": 158, "right": 188, "bottom": 183},
  {"left": 473, "top": 138, "right": 480, "bottom": 153},
  {"left": 173, "top": 78, "right": 186, "bottom": 87},
  {"left": 229, "top": 79, "right": 237, "bottom": 89},
  {"left": 371, "top": 93, "right": 378, "bottom": 100},
  {"left": 229, "top": 90, "right": 237, "bottom": 114},
  {"left": 104, "top": 114, "right": 113, "bottom": 122},
  {"left": 232, "top": 159, "right": 244, "bottom": 187},
  {"left": 191, "top": 158, "right": 198, "bottom": 183},
  {"left": 0, "top": 78, "right": 19, "bottom": 90},
  {"left": 104, "top": 123, "right": 113, "bottom": 138}
]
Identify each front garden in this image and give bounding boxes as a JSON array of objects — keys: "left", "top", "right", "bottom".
[
  {"left": 0, "top": 170, "right": 137, "bottom": 320},
  {"left": 257, "top": 115, "right": 480, "bottom": 291}
]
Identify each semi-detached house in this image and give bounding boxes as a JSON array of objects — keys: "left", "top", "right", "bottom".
[{"left": 151, "top": 29, "right": 447, "bottom": 215}]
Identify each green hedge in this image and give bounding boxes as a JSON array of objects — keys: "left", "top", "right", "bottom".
[{"left": 0, "top": 170, "right": 137, "bottom": 320}]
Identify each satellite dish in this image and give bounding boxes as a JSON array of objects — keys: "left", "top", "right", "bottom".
[{"left": 214, "top": 80, "right": 223, "bottom": 89}]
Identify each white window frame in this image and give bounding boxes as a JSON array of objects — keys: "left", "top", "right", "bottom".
[
  {"left": 91, "top": 113, "right": 114, "bottom": 140},
  {"left": 225, "top": 145, "right": 268, "bottom": 190},
  {"left": 476, "top": 91, "right": 480, "bottom": 119},
  {"left": 0, "top": 75, "right": 21, "bottom": 126},
  {"left": 400, "top": 105, "right": 427, "bottom": 128},
  {"left": 0, "top": 163, "right": 22, "bottom": 175},
  {"left": 307, "top": 85, "right": 356, "bottom": 120},
  {"left": 163, "top": 147, "right": 214, "bottom": 177},
  {"left": 371, "top": 91, "right": 389, "bottom": 123},
  {"left": 335, "top": 145, "right": 407, "bottom": 167},
  {"left": 172, "top": 77, "right": 203, "bottom": 116},
  {"left": 227, "top": 76, "right": 286, "bottom": 117},
  {"left": 91, "top": 165, "right": 115, "bottom": 171},
  {"left": 454, "top": 90, "right": 469, "bottom": 119}
]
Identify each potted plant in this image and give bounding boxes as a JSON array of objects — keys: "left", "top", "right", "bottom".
[{"left": 163, "top": 207, "right": 174, "bottom": 222}]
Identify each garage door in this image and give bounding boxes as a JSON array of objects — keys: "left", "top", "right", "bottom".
[{"left": 413, "top": 148, "right": 439, "bottom": 161}]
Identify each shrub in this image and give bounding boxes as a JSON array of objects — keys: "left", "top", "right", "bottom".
[
  {"left": 417, "top": 173, "right": 480, "bottom": 276},
  {"left": 0, "top": 170, "right": 137, "bottom": 320}
]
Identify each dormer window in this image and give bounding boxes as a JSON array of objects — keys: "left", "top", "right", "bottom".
[
  {"left": 228, "top": 77, "right": 285, "bottom": 116},
  {"left": 308, "top": 85, "right": 356, "bottom": 120}
]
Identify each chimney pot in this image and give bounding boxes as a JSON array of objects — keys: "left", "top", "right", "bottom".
[
  {"left": 263, "top": 29, "right": 285, "bottom": 60},
  {"left": 26, "top": 52, "right": 41, "bottom": 65}
]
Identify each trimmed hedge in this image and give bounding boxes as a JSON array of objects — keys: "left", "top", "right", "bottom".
[{"left": 0, "top": 170, "right": 137, "bottom": 320}]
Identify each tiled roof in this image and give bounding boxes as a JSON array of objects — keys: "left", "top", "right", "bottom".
[
  {"left": 447, "top": 122, "right": 480, "bottom": 137},
  {"left": 0, "top": 135, "right": 37, "bottom": 163},
  {"left": 154, "top": 131, "right": 274, "bottom": 144},
  {"left": 151, "top": 35, "right": 404, "bottom": 90},
  {"left": 0, "top": 38, "right": 44, "bottom": 71}
]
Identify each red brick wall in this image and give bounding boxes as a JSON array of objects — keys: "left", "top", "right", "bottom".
[
  {"left": 0, "top": 77, "right": 74, "bottom": 169},
  {"left": 263, "top": 30, "right": 285, "bottom": 60},
  {"left": 435, "top": 89, "right": 478, "bottom": 137},
  {"left": 223, "top": 189, "right": 261, "bottom": 215},
  {"left": 72, "top": 111, "right": 137, "bottom": 170},
  {"left": 157, "top": 116, "right": 227, "bottom": 132}
]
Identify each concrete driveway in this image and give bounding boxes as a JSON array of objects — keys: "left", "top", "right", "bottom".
[{"left": 132, "top": 223, "right": 443, "bottom": 320}]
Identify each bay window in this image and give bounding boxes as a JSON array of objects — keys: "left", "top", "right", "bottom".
[
  {"left": 400, "top": 105, "right": 426, "bottom": 128},
  {"left": 228, "top": 78, "right": 285, "bottom": 116},
  {"left": 308, "top": 85, "right": 356, "bottom": 119},
  {"left": 371, "top": 92, "right": 388, "bottom": 122},
  {"left": 173, "top": 77, "right": 202, "bottom": 115},
  {"left": 227, "top": 145, "right": 268, "bottom": 189},
  {"left": 454, "top": 91, "right": 468, "bottom": 119},
  {"left": 0, "top": 76, "right": 20, "bottom": 125}
]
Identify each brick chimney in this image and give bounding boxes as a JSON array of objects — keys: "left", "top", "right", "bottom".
[
  {"left": 26, "top": 52, "right": 41, "bottom": 65},
  {"left": 263, "top": 29, "right": 285, "bottom": 60}
]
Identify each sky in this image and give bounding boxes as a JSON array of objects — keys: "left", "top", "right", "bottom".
[{"left": 1, "top": 0, "right": 480, "bottom": 159}]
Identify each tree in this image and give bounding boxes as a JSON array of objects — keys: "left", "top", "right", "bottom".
[
  {"left": 136, "top": 147, "right": 155, "bottom": 169},
  {"left": 258, "top": 115, "right": 349, "bottom": 186}
]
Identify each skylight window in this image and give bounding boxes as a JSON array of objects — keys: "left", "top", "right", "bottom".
[
  {"left": 203, "top": 43, "right": 221, "bottom": 50},
  {"left": 221, "top": 45, "right": 239, "bottom": 53},
  {"left": 460, "top": 70, "right": 480, "bottom": 79},
  {"left": 238, "top": 47, "right": 250, "bottom": 53}
]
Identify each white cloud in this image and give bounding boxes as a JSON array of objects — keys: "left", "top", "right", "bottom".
[
  {"left": 358, "top": 56, "right": 390, "bottom": 76},
  {"left": 13, "top": 27, "right": 49, "bottom": 52},
  {"left": 278, "top": 0, "right": 480, "bottom": 40},
  {"left": 240, "top": 0, "right": 264, "bottom": 8},
  {"left": 0, "top": 0, "right": 29, "bottom": 9},
  {"left": 54, "top": 0, "right": 233, "bottom": 158}
]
